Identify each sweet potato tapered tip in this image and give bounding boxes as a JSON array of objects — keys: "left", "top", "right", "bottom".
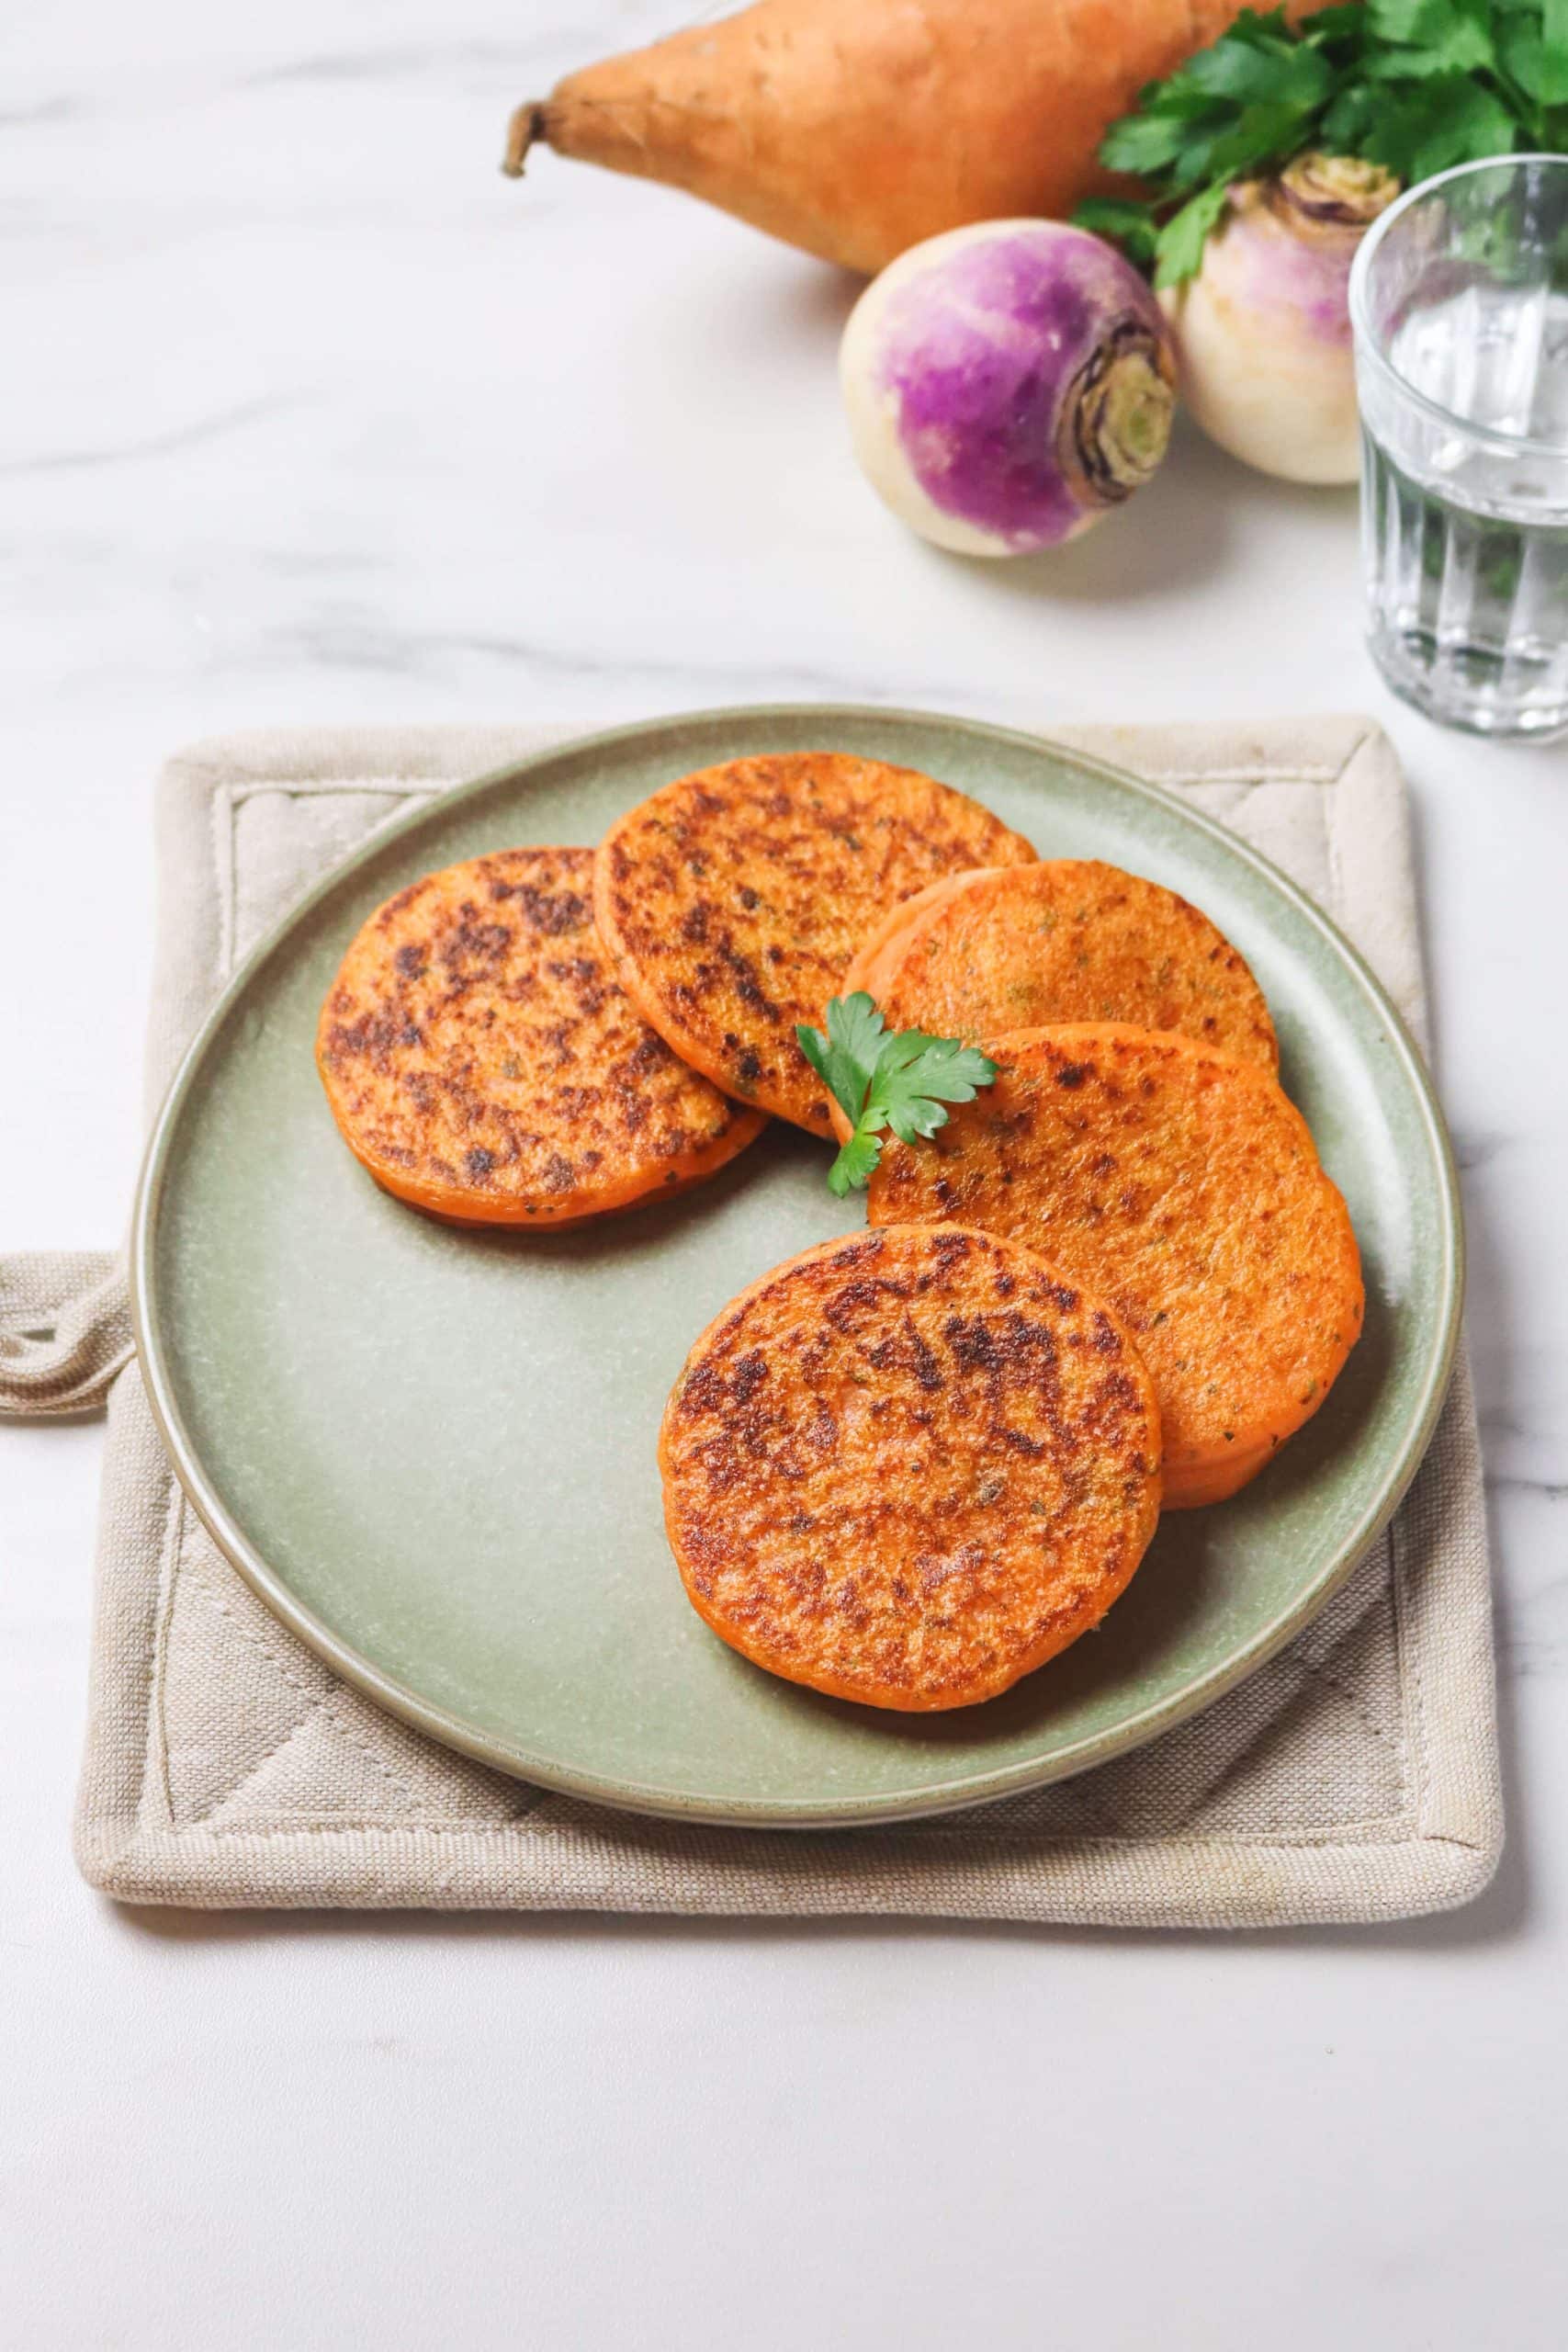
[{"left": 501, "top": 104, "right": 546, "bottom": 179}]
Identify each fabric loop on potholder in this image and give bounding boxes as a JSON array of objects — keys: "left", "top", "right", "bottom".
[{"left": 0, "top": 1251, "right": 132, "bottom": 1419}]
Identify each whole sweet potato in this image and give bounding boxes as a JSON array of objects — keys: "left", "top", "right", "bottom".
[{"left": 504, "top": 0, "right": 1324, "bottom": 273}]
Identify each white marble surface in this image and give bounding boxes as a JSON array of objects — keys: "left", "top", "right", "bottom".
[{"left": 4, "top": 6, "right": 1567, "bottom": 2345}]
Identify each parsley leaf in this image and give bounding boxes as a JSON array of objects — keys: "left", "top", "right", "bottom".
[
  {"left": 1072, "top": 0, "right": 1557, "bottom": 285},
  {"left": 1500, "top": 1, "right": 1568, "bottom": 104},
  {"left": 1073, "top": 196, "right": 1162, "bottom": 270},
  {"left": 1366, "top": 0, "right": 1495, "bottom": 66},
  {"left": 796, "top": 995, "right": 998, "bottom": 1199},
  {"left": 1321, "top": 81, "right": 1384, "bottom": 153},
  {"left": 1099, "top": 111, "right": 1197, "bottom": 178},
  {"left": 1361, "top": 74, "right": 1520, "bottom": 179},
  {"left": 1176, "top": 33, "right": 1336, "bottom": 108},
  {"left": 797, "top": 989, "right": 884, "bottom": 1131},
  {"left": 1301, "top": 4, "right": 1372, "bottom": 40},
  {"left": 1154, "top": 181, "right": 1235, "bottom": 288}
]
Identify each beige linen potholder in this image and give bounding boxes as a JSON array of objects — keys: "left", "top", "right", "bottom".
[{"left": 5, "top": 717, "right": 1501, "bottom": 1923}]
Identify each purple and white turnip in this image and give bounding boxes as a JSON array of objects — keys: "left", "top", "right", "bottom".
[
  {"left": 1159, "top": 153, "right": 1402, "bottom": 485},
  {"left": 840, "top": 220, "right": 1178, "bottom": 556}
]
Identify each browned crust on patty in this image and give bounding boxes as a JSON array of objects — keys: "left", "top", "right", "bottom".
[
  {"left": 866, "top": 1025, "right": 1363, "bottom": 1506},
  {"left": 317, "top": 847, "right": 763, "bottom": 1226},
  {"left": 592, "top": 754, "right": 1036, "bottom": 1135},
  {"left": 659, "top": 1225, "right": 1162, "bottom": 1710}
]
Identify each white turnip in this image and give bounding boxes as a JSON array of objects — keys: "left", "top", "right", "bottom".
[
  {"left": 1159, "top": 154, "right": 1401, "bottom": 486},
  {"left": 840, "top": 220, "right": 1177, "bottom": 557}
]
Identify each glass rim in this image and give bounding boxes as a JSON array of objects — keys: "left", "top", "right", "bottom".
[{"left": 1348, "top": 152, "right": 1568, "bottom": 464}]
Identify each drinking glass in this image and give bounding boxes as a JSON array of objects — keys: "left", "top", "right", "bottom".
[{"left": 1349, "top": 155, "right": 1568, "bottom": 741}]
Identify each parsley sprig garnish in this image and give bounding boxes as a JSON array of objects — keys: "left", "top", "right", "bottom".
[
  {"left": 1073, "top": 1, "right": 1568, "bottom": 288},
  {"left": 796, "top": 995, "right": 998, "bottom": 1199}
]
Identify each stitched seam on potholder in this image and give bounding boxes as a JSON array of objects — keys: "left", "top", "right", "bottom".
[
  {"left": 195, "top": 1707, "right": 531, "bottom": 1831},
  {"left": 1319, "top": 740, "right": 1414, "bottom": 1826},
  {"left": 1297, "top": 1654, "right": 1412, "bottom": 1781},
  {"left": 1318, "top": 747, "right": 1413, "bottom": 1824},
  {"left": 1323, "top": 737, "right": 1416, "bottom": 1827},
  {"left": 1324, "top": 731, "right": 1365, "bottom": 930},
  {"left": 212, "top": 781, "right": 236, "bottom": 984},
  {"left": 181, "top": 1815, "right": 1453, "bottom": 1848},
  {"left": 233, "top": 765, "right": 1340, "bottom": 799},
  {"left": 177, "top": 1572, "right": 448, "bottom": 1822},
  {"left": 213, "top": 1650, "right": 402, "bottom": 1814},
  {"left": 141, "top": 1474, "right": 186, "bottom": 1833},
  {"left": 194, "top": 1821, "right": 542, "bottom": 1838},
  {"left": 1106, "top": 767, "right": 1341, "bottom": 786},
  {"left": 235, "top": 772, "right": 1342, "bottom": 810},
  {"left": 1114, "top": 1611, "right": 1414, "bottom": 1839},
  {"left": 137, "top": 775, "right": 237, "bottom": 1826},
  {"left": 1019, "top": 1770, "right": 1126, "bottom": 1839},
  {"left": 228, "top": 781, "right": 444, "bottom": 806},
  {"left": 1390, "top": 1504, "right": 1432, "bottom": 1834},
  {"left": 141, "top": 766, "right": 244, "bottom": 1838},
  {"left": 166, "top": 1569, "right": 532, "bottom": 1828}
]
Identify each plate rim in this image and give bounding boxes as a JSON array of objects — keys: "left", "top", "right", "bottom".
[{"left": 130, "top": 702, "right": 1465, "bottom": 1829}]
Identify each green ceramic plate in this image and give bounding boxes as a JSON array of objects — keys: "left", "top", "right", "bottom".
[{"left": 132, "top": 707, "right": 1461, "bottom": 1827}]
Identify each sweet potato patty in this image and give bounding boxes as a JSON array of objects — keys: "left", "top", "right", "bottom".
[
  {"left": 866, "top": 1026, "right": 1362, "bottom": 1508},
  {"left": 845, "top": 860, "right": 1278, "bottom": 1069},
  {"left": 660, "top": 1225, "right": 1162, "bottom": 1710},
  {"left": 592, "top": 753, "right": 1036, "bottom": 1134},
  {"left": 317, "top": 848, "right": 763, "bottom": 1226}
]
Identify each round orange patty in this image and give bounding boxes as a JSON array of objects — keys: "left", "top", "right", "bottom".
[
  {"left": 660, "top": 1225, "right": 1162, "bottom": 1711},
  {"left": 845, "top": 859, "right": 1278, "bottom": 1070},
  {"left": 317, "top": 848, "right": 763, "bottom": 1226},
  {"left": 593, "top": 753, "right": 1036, "bottom": 1135},
  {"left": 866, "top": 1026, "right": 1363, "bottom": 1508}
]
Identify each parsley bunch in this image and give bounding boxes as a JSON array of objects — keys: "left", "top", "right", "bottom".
[
  {"left": 796, "top": 995, "right": 998, "bottom": 1198},
  {"left": 1074, "top": 0, "right": 1568, "bottom": 288}
]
